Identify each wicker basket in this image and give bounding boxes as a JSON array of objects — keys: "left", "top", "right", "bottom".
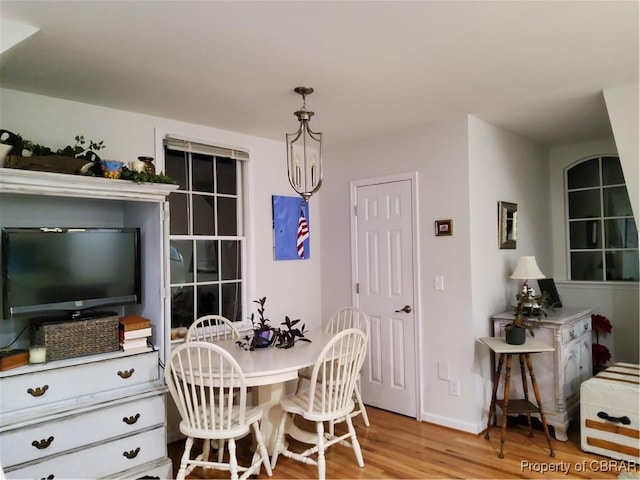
[{"left": 30, "top": 316, "right": 120, "bottom": 362}]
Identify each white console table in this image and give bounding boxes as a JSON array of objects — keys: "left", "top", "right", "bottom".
[{"left": 492, "top": 307, "right": 593, "bottom": 441}]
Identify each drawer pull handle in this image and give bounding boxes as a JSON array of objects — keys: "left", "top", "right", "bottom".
[
  {"left": 123, "top": 447, "right": 141, "bottom": 459},
  {"left": 27, "top": 385, "right": 49, "bottom": 397},
  {"left": 584, "top": 323, "right": 588, "bottom": 330},
  {"left": 569, "top": 329, "right": 575, "bottom": 338},
  {"left": 123, "top": 413, "right": 140, "bottom": 425},
  {"left": 117, "top": 368, "right": 135, "bottom": 379},
  {"left": 40, "top": 475, "right": 54, "bottom": 480},
  {"left": 32, "top": 436, "right": 54, "bottom": 449},
  {"left": 597, "top": 411, "right": 631, "bottom": 425}
]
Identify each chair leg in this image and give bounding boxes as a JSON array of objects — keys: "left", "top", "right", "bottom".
[
  {"left": 346, "top": 414, "right": 365, "bottom": 467},
  {"left": 270, "top": 411, "right": 288, "bottom": 469},
  {"left": 252, "top": 421, "right": 273, "bottom": 477},
  {"left": 176, "top": 436, "right": 194, "bottom": 480},
  {"left": 228, "top": 437, "right": 239, "bottom": 480},
  {"left": 316, "top": 420, "right": 326, "bottom": 480},
  {"left": 354, "top": 385, "right": 370, "bottom": 427},
  {"left": 217, "top": 439, "right": 225, "bottom": 462}
]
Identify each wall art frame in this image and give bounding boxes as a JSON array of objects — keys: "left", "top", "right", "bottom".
[
  {"left": 498, "top": 201, "right": 517, "bottom": 249},
  {"left": 435, "top": 219, "right": 453, "bottom": 236}
]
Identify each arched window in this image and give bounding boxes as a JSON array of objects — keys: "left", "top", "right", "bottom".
[{"left": 566, "top": 155, "right": 638, "bottom": 281}]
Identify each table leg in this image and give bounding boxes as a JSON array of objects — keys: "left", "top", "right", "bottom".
[
  {"left": 518, "top": 354, "right": 534, "bottom": 438},
  {"left": 253, "top": 382, "right": 318, "bottom": 454},
  {"left": 499, "top": 354, "right": 513, "bottom": 459},
  {"left": 524, "top": 353, "right": 555, "bottom": 457},
  {"left": 485, "top": 353, "right": 504, "bottom": 439}
]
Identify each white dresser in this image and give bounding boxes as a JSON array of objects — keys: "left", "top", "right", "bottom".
[
  {"left": 492, "top": 307, "right": 593, "bottom": 441},
  {"left": 0, "top": 351, "right": 171, "bottom": 479}
]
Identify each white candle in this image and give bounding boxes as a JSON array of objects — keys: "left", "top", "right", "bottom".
[
  {"left": 131, "top": 160, "right": 146, "bottom": 173},
  {"left": 29, "top": 346, "right": 47, "bottom": 364}
]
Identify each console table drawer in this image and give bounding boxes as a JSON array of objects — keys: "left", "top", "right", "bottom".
[
  {"left": 562, "top": 317, "right": 591, "bottom": 344},
  {"left": 0, "top": 352, "right": 158, "bottom": 415},
  {"left": 4, "top": 426, "right": 166, "bottom": 479},
  {"left": 1, "top": 392, "right": 165, "bottom": 467}
]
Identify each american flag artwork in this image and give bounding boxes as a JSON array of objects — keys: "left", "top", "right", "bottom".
[
  {"left": 296, "top": 207, "right": 310, "bottom": 258},
  {"left": 272, "top": 195, "right": 310, "bottom": 260}
]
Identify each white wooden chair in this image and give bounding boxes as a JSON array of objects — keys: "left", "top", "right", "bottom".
[
  {"left": 186, "top": 314, "right": 241, "bottom": 342},
  {"left": 296, "top": 307, "right": 371, "bottom": 427},
  {"left": 185, "top": 315, "right": 243, "bottom": 462},
  {"left": 271, "top": 328, "right": 368, "bottom": 479},
  {"left": 165, "top": 341, "right": 272, "bottom": 480}
]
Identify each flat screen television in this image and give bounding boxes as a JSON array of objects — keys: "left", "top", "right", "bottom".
[{"left": 1, "top": 227, "right": 141, "bottom": 319}]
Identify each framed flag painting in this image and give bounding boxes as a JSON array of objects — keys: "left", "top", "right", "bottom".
[{"left": 272, "top": 195, "right": 310, "bottom": 260}]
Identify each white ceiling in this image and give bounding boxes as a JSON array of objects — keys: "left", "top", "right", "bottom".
[{"left": 0, "top": 1, "right": 638, "bottom": 149}]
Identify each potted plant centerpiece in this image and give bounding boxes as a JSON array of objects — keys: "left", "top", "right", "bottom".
[
  {"left": 504, "top": 286, "right": 552, "bottom": 345},
  {"left": 237, "top": 297, "right": 311, "bottom": 350}
]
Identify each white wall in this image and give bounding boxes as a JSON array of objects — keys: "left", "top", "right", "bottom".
[
  {"left": 468, "top": 116, "right": 551, "bottom": 432},
  {"left": 0, "top": 88, "right": 324, "bottom": 331},
  {"left": 549, "top": 137, "right": 639, "bottom": 364},
  {"left": 322, "top": 115, "right": 480, "bottom": 431}
]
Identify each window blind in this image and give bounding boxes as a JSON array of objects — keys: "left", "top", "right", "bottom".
[{"left": 164, "top": 136, "right": 250, "bottom": 161}]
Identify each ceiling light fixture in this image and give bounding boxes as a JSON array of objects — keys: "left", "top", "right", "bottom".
[{"left": 286, "top": 86, "right": 322, "bottom": 203}]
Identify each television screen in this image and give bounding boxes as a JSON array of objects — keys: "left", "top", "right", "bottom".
[{"left": 1, "top": 227, "right": 141, "bottom": 318}]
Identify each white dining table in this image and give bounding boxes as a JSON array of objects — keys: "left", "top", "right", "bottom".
[{"left": 213, "top": 329, "right": 337, "bottom": 452}]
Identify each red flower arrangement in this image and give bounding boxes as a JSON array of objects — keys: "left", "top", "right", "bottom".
[{"left": 591, "top": 313, "right": 613, "bottom": 372}]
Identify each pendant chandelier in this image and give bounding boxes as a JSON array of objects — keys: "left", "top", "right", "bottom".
[{"left": 286, "top": 86, "right": 323, "bottom": 203}]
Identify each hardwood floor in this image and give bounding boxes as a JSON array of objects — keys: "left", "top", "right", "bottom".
[{"left": 168, "top": 407, "right": 631, "bottom": 479}]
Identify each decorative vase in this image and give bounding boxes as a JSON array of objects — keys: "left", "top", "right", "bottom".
[
  {"left": 505, "top": 326, "right": 526, "bottom": 345},
  {"left": 101, "top": 160, "right": 124, "bottom": 179},
  {"left": 138, "top": 156, "right": 155, "bottom": 175},
  {"left": 251, "top": 328, "right": 274, "bottom": 349}
]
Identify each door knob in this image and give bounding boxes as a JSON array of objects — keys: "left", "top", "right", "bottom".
[{"left": 395, "top": 305, "right": 412, "bottom": 313}]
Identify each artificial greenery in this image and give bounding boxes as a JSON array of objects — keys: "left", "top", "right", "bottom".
[
  {"left": 236, "top": 297, "right": 311, "bottom": 350},
  {"left": 504, "top": 289, "right": 553, "bottom": 337},
  {"left": 3, "top": 130, "right": 176, "bottom": 184},
  {"left": 16, "top": 133, "right": 105, "bottom": 159}
]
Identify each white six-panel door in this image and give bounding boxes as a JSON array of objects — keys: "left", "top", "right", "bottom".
[{"left": 352, "top": 176, "right": 418, "bottom": 418}]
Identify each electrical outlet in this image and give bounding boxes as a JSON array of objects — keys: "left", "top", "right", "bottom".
[
  {"left": 449, "top": 378, "right": 460, "bottom": 396},
  {"left": 435, "top": 275, "right": 444, "bottom": 291}
]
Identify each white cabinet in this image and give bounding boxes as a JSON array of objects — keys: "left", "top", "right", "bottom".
[
  {"left": 492, "top": 307, "right": 593, "bottom": 441},
  {"left": 0, "top": 168, "right": 178, "bottom": 478}
]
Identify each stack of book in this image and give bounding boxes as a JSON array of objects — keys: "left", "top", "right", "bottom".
[{"left": 119, "top": 315, "right": 152, "bottom": 353}]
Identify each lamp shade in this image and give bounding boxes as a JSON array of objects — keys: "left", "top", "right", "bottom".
[{"left": 511, "top": 256, "right": 546, "bottom": 280}]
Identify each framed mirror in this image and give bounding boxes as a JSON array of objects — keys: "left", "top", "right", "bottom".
[{"left": 499, "top": 201, "right": 517, "bottom": 249}]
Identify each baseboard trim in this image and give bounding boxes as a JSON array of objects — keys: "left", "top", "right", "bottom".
[{"left": 421, "top": 411, "right": 485, "bottom": 435}]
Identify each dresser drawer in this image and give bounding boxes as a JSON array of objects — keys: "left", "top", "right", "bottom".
[
  {"left": 104, "top": 457, "right": 173, "bottom": 480},
  {"left": 4, "top": 426, "right": 167, "bottom": 479},
  {"left": 1, "top": 392, "right": 165, "bottom": 467},
  {"left": 561, "top": 317, "right": 591, "bottom": 344},
  {"left": 0, "top": 352, "right": 158, "bottom": 415}
]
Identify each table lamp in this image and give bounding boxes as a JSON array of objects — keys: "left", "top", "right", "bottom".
[{"left": 510, "top": 256, "right": 546, "bottom": 314}]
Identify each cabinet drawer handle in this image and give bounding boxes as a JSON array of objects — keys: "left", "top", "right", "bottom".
[
  {"left": 39, "top": 475, "right": 54, "bottom": 480},
  {"left": 597, "top": 411, "right": 631, "bottom": 425},
  {"left": 123, "top": 447, "right": 141, "bottom": 459},
  {"left": 584, "top": 323, "right": 589, "bottom": 331},
  {"left": 569, "top": 329, "right": 575, "bottom": 338},
  {"left": 117, "top": 368, "right": 135, "bottom": 379},
  {"left": 123, "top": 413, "right": 140, "bottom": 425},
  {"left": 27, "top": 385, "right": 49, "bottom": 397},
  {"left": 32, "top": 436, "right": 54, "bottom": 449}
]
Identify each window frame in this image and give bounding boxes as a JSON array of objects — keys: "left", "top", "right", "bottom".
[
  {"left": 159, "top": 133, "right": 251, "bottom": 332},
  {"left": 564, "top": 155, "right": 638, "bottom": 282}
]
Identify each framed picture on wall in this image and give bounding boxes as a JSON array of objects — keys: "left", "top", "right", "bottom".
[{"left": 435, "top": 219, "right": 453, "bottom": 236}]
